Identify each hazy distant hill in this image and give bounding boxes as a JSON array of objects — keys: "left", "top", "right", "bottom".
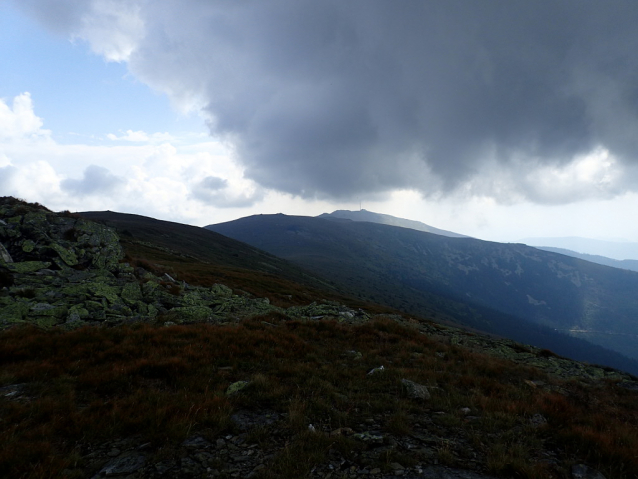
[
  {"left": 539, "top": 246, "right": 638, "bottom": 272},
  {"left": 319, "top": 209, "right": 467, "bottom": 238},
  {"left": 208, "top": 214, "right": 638, "bottom": 367},
  {"left": 521, "top": 236, "right": 638, "bottom": 261}
]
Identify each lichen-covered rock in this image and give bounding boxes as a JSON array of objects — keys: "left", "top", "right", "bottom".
[
  {"left": 0, "top": 300, "right": 29, "bottom": 324},
  {"left": 226, "top": 381, "right": 250, "bottom": 396},
  {"left": 0, "top": 242, "right": 13, "bottom": 263},
  {"left": 3, "top": 261, "right": 52, "bottom": 274},
  {"left": 211, "top": 283, "right": 233, "bottom": 297},
  {"left": 48, "top": 243, "right": 79, "bottom": 267},
  {"left": 0, "top": 199, "right": 285, "bottom": 329},
  {"left": 163, "top": 306, "right": 214, "bottom": 323}
]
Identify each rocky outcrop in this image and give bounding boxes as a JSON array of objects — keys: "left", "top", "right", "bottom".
[
  {"left": 0, "top": 199, "right": 283, "bottom": 329},
  {"left": 0, "top": 199, "right": 375, "bottom": 331}
]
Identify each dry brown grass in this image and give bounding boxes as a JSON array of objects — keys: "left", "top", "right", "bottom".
[{"left": 1, "top": 317, "right": 638, "bottom": 478}]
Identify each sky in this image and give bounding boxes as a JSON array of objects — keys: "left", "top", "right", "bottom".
[{"left": 3, "top": 0, "right": 638, "bottom": 246}]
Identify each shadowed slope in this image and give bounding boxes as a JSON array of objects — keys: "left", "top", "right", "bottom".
[{"left": 208, "top": 214, "right": 638, "bottom": 371}]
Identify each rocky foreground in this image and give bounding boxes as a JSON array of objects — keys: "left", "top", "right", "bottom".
[{"left": 1, "top": 198, "right": 635, "bottom": 478}]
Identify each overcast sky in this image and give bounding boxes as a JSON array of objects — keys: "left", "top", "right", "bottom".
[{"left": 3, "top": 0, "right": 638, "bottom": 245}]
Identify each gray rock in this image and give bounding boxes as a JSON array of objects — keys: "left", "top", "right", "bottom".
[
  {"left": 353, "top": 431, "right": 385, "bottom": 445},
  {"left": 182, "top": 435, "right": 211, "bottom": 448},
  {"left": 98, "top": 452, "right": 146, "bottom": 476},
  {"left": 529, "top": 413, "right": 548, "bottom": 428},
  {"left": 410, "top": 466, "right": 499, "bottom": 478},
  {"left": 401, "top": 379, "right": 431, "bottom": 400},
  {"left": 572, "top": 464, "right": 607, "bottom": 479},
  {"left": 0, "top": 242, "right": 13, "bottom": 263}
]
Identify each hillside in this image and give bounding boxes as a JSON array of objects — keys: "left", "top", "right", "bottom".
[
  {"left": 318, "top": 209, "right": 467, "bottom": 238},
  {"left": 3, "top": 198, "right": 638, "bottom": 479},
  {"left": 207, "top": 214, "right": 638, "bottom": 367}
]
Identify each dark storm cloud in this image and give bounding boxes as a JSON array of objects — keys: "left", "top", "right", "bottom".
[
  {"left": 18, "top": 0, "right": 638, "bottom": 202},
  {"left": 61, "top": 165, "right": 125, "bottom": 196}
]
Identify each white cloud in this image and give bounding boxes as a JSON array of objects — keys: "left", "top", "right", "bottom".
[
  {"left": 0, "top": 93, "right": 267, "bottom": 223},
  {"left": 107, "top": 129, "right": 173, "bottom": 142},
  {"left": 75, "top": 0, "right": 145, "bottom": 62},
  {"left": 0, "top": 93, "right": 51, "bottom": 141}
]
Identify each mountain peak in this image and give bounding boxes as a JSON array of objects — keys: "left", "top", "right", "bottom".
[{"left": 319, "top": 209, "right": 467, "bottom": 238}]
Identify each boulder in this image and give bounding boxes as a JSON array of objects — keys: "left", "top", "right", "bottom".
[{"left": 401, "top": 378, "right": 431, "bottom": 400}]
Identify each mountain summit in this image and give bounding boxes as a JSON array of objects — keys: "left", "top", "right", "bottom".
[{"left": 319, "top": 209, "right": 467, "bottom": 238}]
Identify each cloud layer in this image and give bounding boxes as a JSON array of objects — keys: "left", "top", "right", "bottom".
[
  {"left": 13, "top": 0, "right": 638, "bottom": 203},
  {"left": 0, "top": 92, "right": 264, "bottom": 222}
]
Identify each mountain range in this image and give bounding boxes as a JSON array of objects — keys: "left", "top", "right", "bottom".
[
  {"left": 520, "top": 236, "right": 638, "bottom": 261},
  {"left": 208, "top": 211, "right": 638, "bottom": 369}
]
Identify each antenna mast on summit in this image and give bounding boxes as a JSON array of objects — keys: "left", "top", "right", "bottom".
[{"left": 359, "top": 200, "right": 362, "bottom": 211}]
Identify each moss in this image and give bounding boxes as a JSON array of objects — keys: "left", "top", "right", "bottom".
[
  {"left": 226, "top": 380, "right": 250, "bottom": 396},
  {"left": 147, "top": 303, "right": 158, "bottom": 318},
  {"left": 181, "top": 290, "right": 206, "bottom": 306},
  {"left": 4, "top": 261, "right": 52, "bottom": 274},
  {"left": 48, "top": 243, "right": 79, "bottom": 267},
  {"left": 121, "top": 282, "right": 143, "bottom": 302},
  {"left": 34, "top": 315, "right": 62, "bottom": 328},
  {"left": 29, "top": 303, "right": 68, "bottom": 318},
  {"left": 0, "top": 301, "right": 29, "bottom": 324},
  {"left": 211, "top": 283, "right": 233, "bottom": 297},
  {"left": 165, "top": 306, "right": 213, "bottom": 323},
  {"left": 67, "top": 304, "right": 90, "bottom": 321},
  {"left": 88, "top": 282, "right": 122, "bottom": 304},
  {"left": 21, "top": 239, "right": 35, "bottom": 253}
]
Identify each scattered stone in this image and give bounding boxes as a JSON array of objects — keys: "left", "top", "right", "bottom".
[
  {"left": 330, "top": 427, "right": 354, "bottom": 437},
  {"left": 97, "top": 452, "right": 146, "bottom": 477},
  {"left": 353, "top": 432, "right": 384, "bottom": 445},
  {"left": 106, "top": 448, "right": 120, "bottom": 457},
  {"left": 529, "top": 413, "right": 548, "bottom": 428},
  {"left": 367, "top": 365, "right": 385, "bottom": 375},
  {"left": 182, "top": 436, "right": 211, "bottom": 448},
  {"left": 226, "top": 381, "right": 250, "bottom": 396},
  {"left": 345, "top": 350, "right": 363, "bottom": 360},
  {"left": 402, "top": 379, "right": 431, "bottom": 400},
  {"left": 571, "top": 464, "right": 607, "bottom": 479},
  {"left": 231, "top": 410, "right": 280, "bottom": 431}
]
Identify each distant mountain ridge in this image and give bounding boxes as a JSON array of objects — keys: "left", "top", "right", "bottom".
[
  {"left": 207, "top": 213, "right": 638, "bottom": 370},
  {"left": 521, "top": 236, "right": 638, "bottom": 261},
  {"left": 319, "top": 209, "right": 467, "bottom": 238},
  {"left": 538, "top": 246, "right": 638, "bottom": 273}
]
